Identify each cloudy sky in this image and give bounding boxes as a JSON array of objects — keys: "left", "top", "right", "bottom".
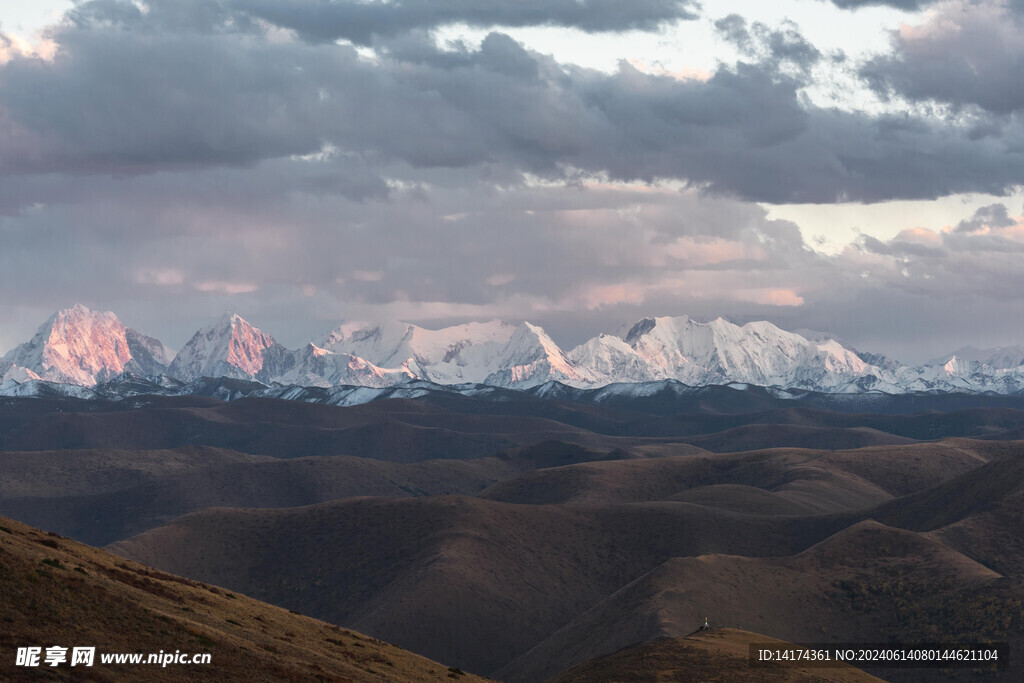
[{"left": 2, "top": 0, "right": 1024, "bottom": 363}]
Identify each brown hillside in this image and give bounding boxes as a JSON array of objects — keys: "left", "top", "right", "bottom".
[
  {"left": 108, "top": 496, "right": 853, "bottom": 676},
  {"left": 679, "top": 424, "right": 916, "bottom": 453},
  {"left": 0, "top": 440, "right": 636, "bottom": 546},
  {"left": 479, "top": 441, "right": 998, "bottom": 511},
  {"left": 0, "top": 515, "right": 487, "bottom": 682},
  {"left": 499, "top": 521, "right": 1000, "bottom": 681},
  {"left": 549, "top": 628, "right": 883, "bottom": 682},
  {"left": 0, "top": 396, "right": 659, "bottom": 459}
]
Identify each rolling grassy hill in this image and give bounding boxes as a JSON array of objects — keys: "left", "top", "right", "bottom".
[
  {"left": 4, "top": 394, "right": 1024, "bottom": 679},
  {"left": 550, "top": 628, "right": 883, "bottom": 682},
  {"left": 0, "top": 514, "right": 487, "bottom": 682}
]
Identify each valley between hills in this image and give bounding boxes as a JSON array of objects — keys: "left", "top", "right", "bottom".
[{"left": 2, "top": 389, "right": 1023, "bottom": 680}]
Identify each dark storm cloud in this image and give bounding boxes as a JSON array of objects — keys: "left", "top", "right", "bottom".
[
  {"left": 0, "top": 25, "right": 332, "bottom": 174},
  {"left": 862, "top": 1, "right": 1024, "bottom": 115},
  {"left": 820, "top": 0, "right": 1024, "bottom": 23},
  {"left": 748, "top": 201, "right": 1024, "bottom": 361},
  {"left": 4, "top": 151, "right": 1024, "bottom": 362},
  {"left": 857, "top": 234, "right": 947, "bottom": 257},
  {"left": 0, "top": 149, "right": 819, "bottom": 349},
  {"left": 714, "top": 14, "right": 821, "bottom": 74},
  {"left": 233, "top": 0, "right": 699, "bottom": 44},
  {"left": 954, "top": 203, "right": 1016, "bottom": 233},
  {"left": 840, "top": 203, "right": 1024, "bottom": 300},
  {"left": 5, "top": 9, "right": 1024, "bottom": 204},
  {"left": 5, "top": 0, "right": 1024, "bottom": 361},
  {"left": 62, "top": 0, "right": 700, "bottom": 39},
  {"left": 569, "top": 63, "right": 1024, "bottom": 201}
]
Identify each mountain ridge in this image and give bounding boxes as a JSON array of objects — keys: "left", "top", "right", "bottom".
[{"left": 5, "top": 304, "right": 1024, "bottom": 395}]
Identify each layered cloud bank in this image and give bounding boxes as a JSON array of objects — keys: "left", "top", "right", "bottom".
[{"left": 2, "top": 1, "right": 1024, "bottom": 363}]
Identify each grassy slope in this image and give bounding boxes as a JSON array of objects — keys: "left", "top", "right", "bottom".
[
  {"left": 0, "top": 515, "right": 487, "bottom": 682},
  {"left": 498, "top": 520, "right": 1000, "bottom": 681},
  {"left": 550, "top": 628, "right": 884, "bottom": 683}
]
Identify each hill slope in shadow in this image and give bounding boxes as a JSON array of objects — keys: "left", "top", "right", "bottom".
[
  {"left": 0, "top": 514, "right": 487, "bottom": 682},
  {"left": 550, "top": 628, "right": 883, "bottom": 682},
  {"left": 108, "top": 496, "right": 853, "bottom": 676},
  {"left": 498, "top": 520, "right": 1001, "bottom": 681}
]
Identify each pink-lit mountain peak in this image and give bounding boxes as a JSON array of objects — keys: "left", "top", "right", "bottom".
[
  {"left": 3, "top": 305, "right": 135, "bottom": 385},
  {"left": 1, "top": 304, "right": 174, "bottom": 385},
  {"left": 9, "top": 307, "right": 1024, "bottom": 395},
  {"left": 167, "top": 312, "right": 279, "bottom": 382},
  {"left": 222, "top": 314, "right": 276, "bottom": 377},
  {"left": 46, "top": 304, "right": 130, "bottom": 364}
]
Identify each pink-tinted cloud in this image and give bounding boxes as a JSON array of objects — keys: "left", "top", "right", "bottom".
[
  {"left": 657, "top": 236, "right": 768, "bottom": 266},
  {"left": 735, "top": 288, "right": 805, "bottom": 307}
]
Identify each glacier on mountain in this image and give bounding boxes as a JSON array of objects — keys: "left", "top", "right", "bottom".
[
  {"left": 2, "top": 304, "right": 171, "bottom": 385},
  {"left": 316, "top": 319, "right": 517, "bottom": 384},
  {"left": 4, "top": 305, "right": 1024, "bottom": 396}
]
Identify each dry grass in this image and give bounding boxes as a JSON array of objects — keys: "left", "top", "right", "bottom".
[
  {"left": 0, "top": 515, "right": 489, "bottom": 682},
  {"left": 550, "top": 628, "right": 883, "bottom": 682}
]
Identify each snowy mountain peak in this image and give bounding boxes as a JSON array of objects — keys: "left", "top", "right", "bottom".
[
  {"left": 166, "top": 313, "right": 285, "bottom": 382},
  {"left": 510, "top": 322, "right": 562, "bottom": 359},
  {"left": 624, "top": 317, "right": 658, "bottom": 344},
  {"left": 1, "top": 304, "right": 169, "bottom": 386},
  {"left": 314, "top": 318, "right": 517, "bottom": 384},
  {"left": 274, "top": 343, "right": 414, "bottom": 388},
  {"left": 942, "top": 355, "right": 970, "bottom": 377},
  {"left": 126, "top": 328, "right": 175, "bottom": 368},
  {"left": 928, "top": 345, "right": 1024, "bottom": 370},
  {"left": 214, "top": 311, "right": 250, "bottom": 330},
  {"left": 7, "top": 307, "right": 1024, "bottom": 396},
  {"left": 484, "top": 322, "right": 593, "bottom": 388},
  {"left": 609, "top": 314, "right": 878, "bottom": 391},
  {"left": 0, "top": 360, "right": 41, "bottom": 384},
  {"left": 318, "top": 320, "right": 410, "bottom": 360}
]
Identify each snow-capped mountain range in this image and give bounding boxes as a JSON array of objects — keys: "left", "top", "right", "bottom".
[
  {"left": 1, "top": 304, "right": 172, "bottom": 386},
  {"left": 4, "top": 305, "right": 1024, "bottom": 396}
]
